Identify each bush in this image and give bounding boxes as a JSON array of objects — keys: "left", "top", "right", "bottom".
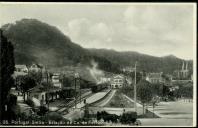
[
  {"left": 97, "top": 111, "right": 120, "bottom": 123},
  {"left": 120, "top": 112, "right": 137, "bottom": 124},
  {"left": 37, "top": 106, "right": 48, "bottom": 116},
  {"left": 46, "top": 112, "right": 64, "bottom": 122}
]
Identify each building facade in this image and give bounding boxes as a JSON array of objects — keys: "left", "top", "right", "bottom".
[
  {"left": 15, "top": 65, "right": 28, "bottom": 73},
  {"left": 52, "top": 73, "right": 62, "bottom": 88},
  {"left": 110, "top": 74, "right": 126, "bottom": 89},
  {"left": 146, "top": 72, "right": 165, "bottom": 84},
  {"left": 29, "top": 64, "right": 42, "bottom": 72}
]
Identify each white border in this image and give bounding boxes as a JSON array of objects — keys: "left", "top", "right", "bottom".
[{"left": 0, "top": 2, "right": 197, "bottom": 127}]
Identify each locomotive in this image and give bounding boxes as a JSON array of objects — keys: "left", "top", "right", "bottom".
[{"left": 91, "top": 83, "right": 108, "bottom": 93}]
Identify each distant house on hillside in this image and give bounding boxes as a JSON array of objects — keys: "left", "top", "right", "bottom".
[
  {"left": 15, "top": 64, "right": 28, "bottom": 73},
  {"left": 146, "top": 72, "right": 165, "bottom": 84},
  {"left": 29, "top": 63, "right": 43, "bottom": 72},
  {"left": 52, "top": 73, "right": 62, "bottom": 88},
  {"left": 110, "top": 74, "right": 126, "bottom": 89},
  {"left": 13, "top": 65, "right": 29, "bottom": 86},
  {"left": 122, "top": 66, "right": 135, "bottom": 72}
]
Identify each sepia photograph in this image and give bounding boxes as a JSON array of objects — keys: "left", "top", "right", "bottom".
[{"left": 0, "top": 2, "right": 197, "bottom": 127}]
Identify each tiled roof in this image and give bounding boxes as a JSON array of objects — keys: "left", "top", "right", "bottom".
[{"left": 113, "top": 74, "right": 124, "bottom": 79}]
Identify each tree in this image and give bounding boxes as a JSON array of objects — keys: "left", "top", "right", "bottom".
[
  {"left": 137, "top": 80, "right": 153, "bottom": 114},
  {"left": 150, "top": 83, "right": 164, "bottom": 97},
  {"left": 28, "top": 71, "right": 42, "bottom": 84},
  {"left": 0, "top": 29, "right": 15, "bottom": 122},
  {"left": 19, "top": 75, "right": 36, "bottom": 101}
]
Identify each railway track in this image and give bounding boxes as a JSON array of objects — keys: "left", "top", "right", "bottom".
[{"left": 56, "top": 91, "right": 93, "bottom": 113}]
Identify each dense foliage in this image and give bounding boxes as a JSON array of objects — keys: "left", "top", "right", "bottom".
[
  {"left": 137, "top": 80, "right": 153, "bottom": 114},
  {"left": 0, "top": 29, "right": 15, "bottom": 122},
  {"left": 89, "top": 49, "right": 193, "bottom": 74}
]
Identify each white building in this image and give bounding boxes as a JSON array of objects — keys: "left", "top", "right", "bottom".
[
  {"left": 29, "top": 64, "right": 42, "bottom": 72},
  {"left": 52, "top": 73, "right": 62, "bottom": 88},
  {"left": 122, "top": 66, "right": 135, "bottom": 72},
  {"left": 110, "top": 74, "right": 126, "bottom": 89},
  {"left": 146, "top": 72, "right": 165, "bottom": 84},
  {"left": 15, "top": 65, "right": 28, "bottom": 73}
]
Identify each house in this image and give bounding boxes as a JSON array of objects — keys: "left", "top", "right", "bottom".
[
  {"left": 28, "top": 85, "right": 61, "bottom": 106},
  {"left": 110, "top": 74, "right": 126, "bottom": 89},
  {"left": 15, "top": 64, "right": 28, "bottom": 73},
  {"left": 146, "top": 72, "right": 165, "bottom": 84},
  {"left": 29, "top": 63, "right": 43, "bottom": 72},
  {"left": 52, "top": 73, "right": 62, "bottom": 88},
  {"left": 122, "top": 66, "right": 135, "bottom": 72},
  {"left": 13, "top": 65, "right": 29, "bottom": 88},
  {"left": 27, "top": 86, "right": 47, "bottom": 106}
]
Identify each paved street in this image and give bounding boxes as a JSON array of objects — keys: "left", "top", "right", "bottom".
[
  {"left": 123, "top": 94, "right": 194, "bottom": 126},
  {"left": 141, "top": 100, "right": 193, "bottom": 126}
]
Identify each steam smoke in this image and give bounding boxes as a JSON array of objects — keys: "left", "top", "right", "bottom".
[{"left": 87, "top": 60, "right": 104, "bottom": 84}]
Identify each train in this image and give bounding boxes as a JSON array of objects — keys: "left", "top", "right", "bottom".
[{"left": 91, "top": 83, "right": 109, "bottom": 93}]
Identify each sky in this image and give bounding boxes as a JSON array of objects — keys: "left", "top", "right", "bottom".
[{"left": 0, "top": 3, "right": 196, "bottom": 60}]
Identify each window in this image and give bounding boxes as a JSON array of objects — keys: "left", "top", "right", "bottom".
[{"left": 114, "top": 79, "right": 118, "bottom": 82}]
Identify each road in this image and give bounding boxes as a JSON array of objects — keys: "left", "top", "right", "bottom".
[
  {"left": 139, "top": 100, "right": 194, "bottom": 126},
  {"left": 124, "top": 95, "right": 194, "bottom": 126}
]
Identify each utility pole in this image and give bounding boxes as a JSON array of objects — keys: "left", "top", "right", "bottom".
[
  {"left": 134, "top": 61, "right": 137, "bottom": 113},
  {"left": 75, "top": 76, "right": 77, "bottom": 108},
  {"left": 79, "top": 77, "right": 81, "bottom": 103},
  {"left": 46, "top": 67, "right": 49, "bottom": 110}
]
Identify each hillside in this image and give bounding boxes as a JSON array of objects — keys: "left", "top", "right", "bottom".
[
  {"left": 1, "top": 19, "right": 120, "bottom": 76},
  {"left": 1, "top": 19, "right": 88, "bottom": 67},
  {"left": 88, "top": 48, "right": 193, "bottom": 74},
  {"left": 1, "top": 18, "right": 193, "bottom": 75}
]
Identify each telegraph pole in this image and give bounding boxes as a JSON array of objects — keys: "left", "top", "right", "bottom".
[
  {"left": 79, "top": 77, "right": 81, "bottom": 103},
  {"left": 75, "top": 76, "right": 77, "bottom": 108},
  {"left": 134, "top": 61, "right": 137, "bottom": 113},
  {"left": 46, "top": 66, "right": 49, "bottom": 110}
]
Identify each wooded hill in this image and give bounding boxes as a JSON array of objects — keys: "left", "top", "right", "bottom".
[{"left": 1, "top": 18, "right": 193, "bottom": 74}]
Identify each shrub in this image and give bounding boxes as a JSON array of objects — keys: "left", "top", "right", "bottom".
[
  {"left": 46, "top": 112, "right": 64, "bottom": 122},
  {"left": 120, "top": 112, "right": 137, "bottom": 124},
  {"left": 97, "top": 111, "right": 120, "bottom": 123},
  {"left": 37, "top": 106, "right": 48, "bottom": 116}
]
